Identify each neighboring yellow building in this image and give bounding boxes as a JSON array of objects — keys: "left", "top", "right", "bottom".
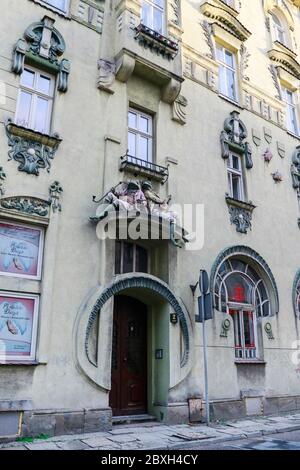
[{"left": 0, "top": 0, "right": 300, "bottom": 438}]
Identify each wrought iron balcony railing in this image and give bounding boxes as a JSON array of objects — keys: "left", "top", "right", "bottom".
[
  {"left": 120, "top": 154, "right": 169, "bottom": 183},
  {"left": 134, "top": 23, "right": 179, "bottom": 60}
]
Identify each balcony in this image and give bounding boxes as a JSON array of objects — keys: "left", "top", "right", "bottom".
[
  {"left": 119, "top": 154, "right": 169, "bottom": 183},
  {"left": 134, "top": 24, "right": 179, "bottom": 60}
]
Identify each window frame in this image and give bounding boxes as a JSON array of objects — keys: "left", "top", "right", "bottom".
[
  {"left": 115, "top": 241, "right": 149, "bottom": 275},
  {"left": 227, "top": 152, "right": 245, "bottom": 202},
  {"left": 128, "top": 108, "right": 154, "bottom": 164},
  {"left": 0, "top": 291, "right": 40, "bottom": 363},
  {"left": 271, "top": 12, "right": 287, "bottom": 46},
  {"left": 0, "top": 220, "right": 45, "bottom": 281},
  {"left": 216, "top": 44, "right": 238, "bottom": 103},
  {"left": 15, "top": 66, "right": 55, "bottom": 135},
  {"left": 38, "top": 0, "right": 70, "bottom": 14},
  {"left": 282, "top": 86, "right": 299, "bottom": 136},
  {"left": 230, "top": 308, "right": 258, "bottom": 360},
  {"left": 141, "top": 0, "right": 165, "bottom": 34}
]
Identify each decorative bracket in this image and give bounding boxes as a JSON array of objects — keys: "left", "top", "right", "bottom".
[
  {"left": 5, "top": 119, "right": 62, "bottom": 175},
  {"left": 221, "top": 111, "right": 253, "bottom": 169},
  {"left": 226, "top": 196, "right": 256, "bottom": 234},
  {"left": 49, "top": 181, "right": 63, "bottom": 213},
  {"left": 0, "top": 167, "right": 6, "bottom": 196},
  {"left": 12, "top": 16, "right": 70, "bottom": 92}
]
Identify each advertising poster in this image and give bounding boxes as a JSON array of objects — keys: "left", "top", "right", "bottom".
[
  {"left": 0, "top": 294, "right": 38, "bottom": 361},
  {"left": 0, "top": 222, "right": 43, "bottom": 279}
]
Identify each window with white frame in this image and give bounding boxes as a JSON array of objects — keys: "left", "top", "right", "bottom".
[
  {"left": 128, "top": 109, "right": 153, "bottom": 164},
  {"left": 271, "top": 12, "right": 286, "bottom": 45},
  {"left": 15, "top": 67, "right": 55, "bottom": 134},
  {"left": 141, "top": 0, "right": 165, "bottom": 34},
  {"left": 41, "top": 0, "right": 69, "bottom": 13},
  {"left": 227, "top": 153, "right": 245, "bottom": 201},
  {"left": 216, "top": 45, "right": 238, "bottom": 102},
  {"left": 115, "top": 241, "right": 148, "bottom": 275},
  {"left": 214, "top": 258, "right": 271, "bottom": 360},
  {"left": 282, "top": 87, "right": 299, "bottom": 136}
]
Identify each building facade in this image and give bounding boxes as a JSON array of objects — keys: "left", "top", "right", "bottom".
[{"left": 0, "top": 0, "right": 300, "bottom": 438}]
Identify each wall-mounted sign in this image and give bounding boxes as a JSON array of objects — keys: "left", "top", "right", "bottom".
[
  {"left": 0, "top": 292, "right": 39, "bottom": 362},
  {"left": 0, "top": 221, "right": 44, "bottom": 280}
]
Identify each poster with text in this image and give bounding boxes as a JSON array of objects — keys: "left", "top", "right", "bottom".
[
  {"left": 0, "top": 222, "right": 43, "bottom": 279},
  {"left": 0, "top": 294, "right": 38, "bottom": 361}
]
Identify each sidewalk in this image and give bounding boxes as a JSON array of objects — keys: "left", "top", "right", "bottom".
[{"left": 1, "top": 412, "right": 300, "bottom": 450}]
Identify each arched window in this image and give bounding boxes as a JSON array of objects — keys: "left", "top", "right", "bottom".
[
  {"left": 213, "top": 253, "right": 276, "bottom": 361},
  {"left": 272, "top": 13, "right": 286, "bottom": 44}
]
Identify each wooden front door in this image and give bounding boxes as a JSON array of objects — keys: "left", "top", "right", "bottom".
[{"left": 110, "top": 295, "right": 148, "bottom": 416}]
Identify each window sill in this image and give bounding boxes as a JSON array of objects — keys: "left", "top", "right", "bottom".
[
  {"left": 218, "top": 94, "right": 244, "bottom": 110},
  {"left": 287, "top": 130, "right": 300, "bottom": 141},
  {"left": 0, "top": 361, "right": 43, "bottom": 366},
  {"left": 225, "top": 196, "right": 256, "bottom": 212},
  {"left": 235, "top": 360, "right": 266, "bottom": 366},
  {"left": 7, "top": 121, "right": 62, "bottom": 148}
]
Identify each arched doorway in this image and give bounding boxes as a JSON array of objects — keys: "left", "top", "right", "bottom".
[{"left": 110, "top": 295, "right": 148, "bottom": 416}]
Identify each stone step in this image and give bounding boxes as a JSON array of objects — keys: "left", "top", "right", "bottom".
[{"left": 112, "top": 414, "right": 157, "bottom": 426}]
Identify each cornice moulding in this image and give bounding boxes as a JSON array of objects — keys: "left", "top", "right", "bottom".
[
  {"left": 200, "top": 2, "right": 251, "bottom": 42},
  {"left": 268, "top": 48, "right": 300, "bottom": 79}
]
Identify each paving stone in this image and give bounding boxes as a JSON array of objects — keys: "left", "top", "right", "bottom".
[
  {"left": 1, "top": 446, "right": 27, "bottom": 450},
  {"left": 82, "top": 436, "right": 112, "bottom": 448},
  {"left": 107, "top": 434, "right": 139, "bottom": 443},
  {"left": 25, "top": 442, "right": 61, "bottom": 450},
  {"left": 56, "top": 440, "right": 90, "bottom": 450}
]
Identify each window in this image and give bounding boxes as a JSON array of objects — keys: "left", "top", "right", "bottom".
[
  {"left": 230, "top": 309, "right": 257, "bottom": 360},
  {"left": 15, "top": 67, "right": 54, "bottom": 134},
  {"left": 272, "top": 13, "right": 286, "bottom": 45},
  {"left": 141, "top": 0, "right": 164, "bottom": 34},
  {"left": 222, "top": 0, "right": 234, "bottom": 6},
  {"left": 227, "top": 153, "right": 244, "bottom": 201},
  {"left": 128, "top": 109, "right": 153, "bottom": 164},
  {"left": 216, "top": 45, "right": 237, "bottom": 102},
  {"left": 115, "top": 241, "right": 148, "bottom": 275},
  {"left": 42, "top": 0, "right": 69, "bottom": 13},
  {"left": 0, "top": 220, "right": 45, "bottom": 364},
  {"left": 214, "top": 258, "right": 271, "bottom": 360},
  {"left": 282, "top": 87, "right": 299, "bottom": 136}
]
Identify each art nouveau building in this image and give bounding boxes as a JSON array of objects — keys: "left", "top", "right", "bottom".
[{"left": 0, "top": 0, "right": 300, "bottom": 438}]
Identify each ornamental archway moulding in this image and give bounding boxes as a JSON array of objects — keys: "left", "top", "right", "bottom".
[
  {"left": 74, "top": 273, "right": 194, "bottom": 391},
  {"left": 263, "top": 0, "right": 294, "bottom": 28}
]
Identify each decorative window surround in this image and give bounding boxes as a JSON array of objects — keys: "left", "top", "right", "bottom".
[
  {"left": 12, "top": 16, "right": 71, "bottom": 93},
  {"left": 220, "top": 111, "right": 253, "bottom": 169},
  {"left": 134, "top": 23, "right": 179, "bottom": 60},
  {"left": 210, "top": 245, "right": 279, "bottom": 316},
  {"left": 292, "top": 269, "right": 300, "bottom": 319},
  {"left": 200, "top": 2, "right": 251, "bottom": 42},
  {"left": 0, "top": 196, "right": 50, "bottom": 222},
  {"left": 267, "top": 48, "right": 300, "bottom": 80},
  {"left": 0, "top": 168, "right": 6, "bottom": 197},
  {"left": 291, "top": 145, "right": 300, "bottom": 190},
  {"left": 226, "top": 196, "right": 256, "bottom": 234},
  {"left": 5, "top": 119, "right": 62, "bottom": 175}
]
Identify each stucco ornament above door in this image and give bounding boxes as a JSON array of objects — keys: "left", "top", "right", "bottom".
[
  {"left": 90, "top": 180, "right": 188, "bottom": 248},
  {"left": 74, "top": 273, "right": 194, "bottom": 391}
]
